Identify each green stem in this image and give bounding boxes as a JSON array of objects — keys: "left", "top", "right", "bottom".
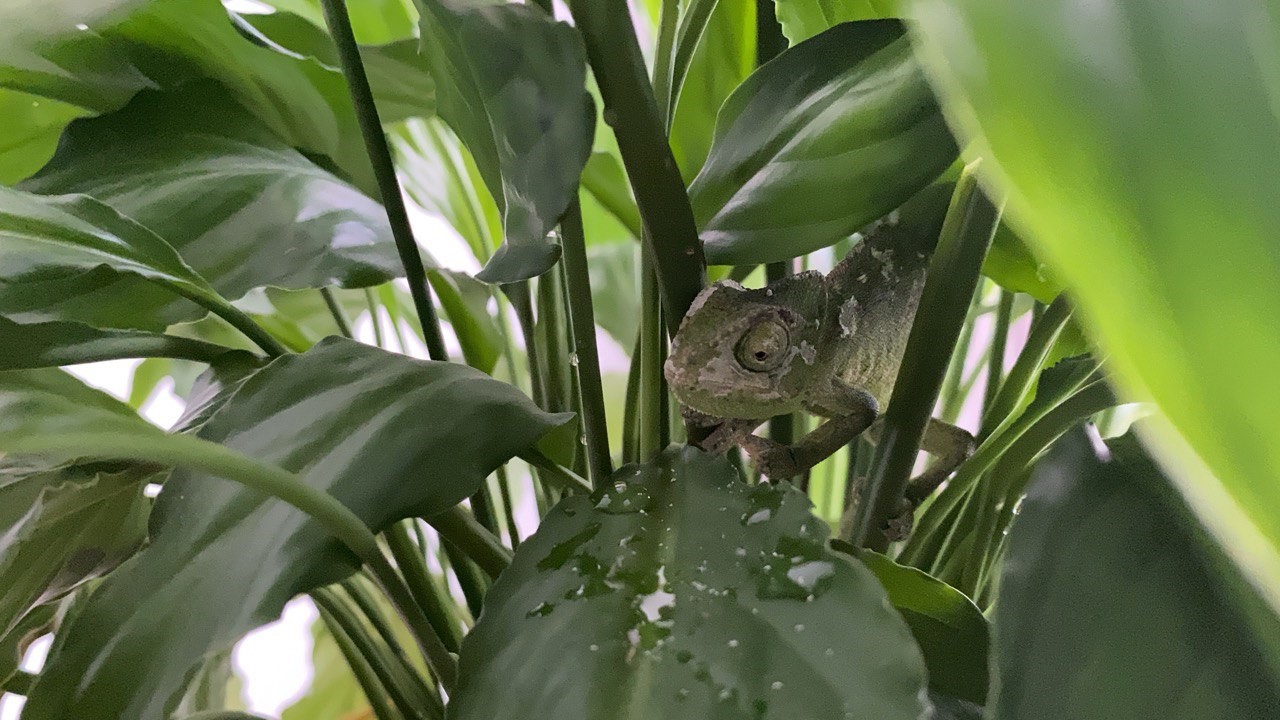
[
  {"left": 568, "top": 0, "right": 706, "bottom": 337},
  {"left": 7, "top": 332, "right": 239, "bottom": 369},
  {"left": 559, "top": 198, "right": 613, "bottom": 485},
  {"left": 666, "top": 0, "right": 723, "bottom": 121},
  {"left": 637, "top": 263, "right": 667, "bottom": 458},
  {"left": 384, "top": 522, "right": 463, "bottom": 652},
  {"left": 851, "top": 164, "right": 1002, "bottom": 551},
  {"left": 495, "top": 466, "right": 522, "bottom": 549},
  {"left": 979, "top": 293, "right": 1073, "bottom": 439},
  {"left": 521, "top": 449, "right": 594, "bottom": 494},
  {"left": 938, "top": 296, "right": 980, "bottom": 424},
  {"left": 312, "top": 587, "right": 441, "bottom": 720},
  {"left": 313, "top": 601, "right": 404, "bottom": 720},
  {"left": 341, "top": 576, "right": 422, "bottom": 667},
  {"left": 175, "top": 286, "right": 287, "bottom": 357},
  {"left": 317, "top": 0, "right": 448, "bottom": 360},
  {"left": 322, "top": 287, "right": 355, "bottom": 339},
  {"left": 982, "top": 287, "right": 1013, "bottom": 416},
  {"left": 440, "top": 540, "right": 488, "bottom": 620},
  {"left": 430, "top": 505, "right": 513, "bottom": 579},
  {"left": 622, "top": 329, "right": 643, "bottom": 464},
  {"left": 366, "top": 288, "right": 386, "bottom": 347}
]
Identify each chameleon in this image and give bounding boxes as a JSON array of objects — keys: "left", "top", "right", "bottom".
[{"left": 664, "top": 187, "right": 974, "bottom": 541}]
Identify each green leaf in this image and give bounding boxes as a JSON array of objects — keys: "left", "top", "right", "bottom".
[
  {"left": 451, "top": 446, "right": 928, "bottom": 720},
  {"left": 169, "top": 650, "right": 240, "bottom": 717},
  {"left": 775, "top": 0, "right": 898, "bottom": 44},
  {"left": 1, "top": 603, "right": 56, "bottom": 688},
  {"left": 0, "top": 89, "right": 88, "bottom": 185},
  {"left": 992, "top": 431, "right": 1280, "bottom": 718},
  {"left": 858, "top": 552, "right": 987, "bottom": 704},
  {"left": 236, "top": 11, "right": 434, "bottom": 123},
  {"left": 413, "top": 0, "right": 595, "bottom": 283},
  {"left": 982, "top": 222, "right": 1061, "bottom": 303},
  {"left": 910, "top": 0, "right": 1280, "bottom": 609},
  {"left": 20, "top": 338, "right": 571, "bottom": 720},
  {"left": 427, "top": 269, "right": 502, "bottom": 373},
  {"left": 0, "top": 186, "right": 230, "bottom": 327},
  {"left": 0, "top": 316, "right": 236, "bottom": 370},
  {"left": 586, "top": 243, "right": 641, "bottom": 350},
  {"left": 689, "top": 20, "right": 957, "bottom": 265},
  {"left": 256, "top": 0, "right": 419, "bottom": 44},
  {"left": 580, "top": 152, "right": 642, "bottom": 242},
  {"left": 17, "top": 84, "right": 401, "bottom": 330}
]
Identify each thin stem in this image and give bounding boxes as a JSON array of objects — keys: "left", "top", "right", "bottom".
[
  {"left": 175, "top": 286, "right": 287, "bottom": 357},
  {"left": 317, "top": 0, "right": 448, "bottom": 360},
  {"left": 520, "top": 449, "right": 594, "bottom": 494},
  {"left": 322, "top": 287, "right": 355, "bottom": 339},
  {"left": 314, "top": 601, "right": 405, "bottom": 720},
  {"left": 979, "top": 293, "right": 1073, "bottom": 439},
  {"left": 559, "top": 198, "right": 613, "bottom": 485},
  {"left": 852, "top": 164, "right": 1002, "bottom": 551},
  {"left": 622, "top": 329, "right": 643, "bottom": 463},
  {"left": 341, "top": 577, "right": 419, "bottom": 668},
  {"left": 495, "top": 466, "right": 522, "bottom": 549},
  {"left": 384, "top": 522, "right": 463, "bottom": 652},
  {"left": 637, "top": 263, "right": 667, "bottom": 458},
  {"left": 312, "top": 587, "right": 441, "bottom": 720},
  {"left": 5, "top": 331, "right": 238, "bottom": 369},
  {"left": 365, "top": 288, "right": 386, "bottom": 347},
  {"left": 430, "top": 505, "right": 513, "bottom": 579},
  {"left": 568, "top": 0, "right": 706, "bottom": 337},
  {"left": 982, "top": 287, "right": 1014, "bottom": 417},
  {"left": 440, "top": 540, "right": 488, "bottom": 619}
]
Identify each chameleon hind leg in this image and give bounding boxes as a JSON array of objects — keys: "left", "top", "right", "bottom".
[
  {"left": 871, "top": 419, "right": 976, "bottom": 542},
  {"left": 736, "top": 384, "right": 879, "bottom": 480}
]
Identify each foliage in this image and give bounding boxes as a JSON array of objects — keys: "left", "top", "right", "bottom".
[{"left": 0, "top": 1, "right": 1277, "bottom": 719}]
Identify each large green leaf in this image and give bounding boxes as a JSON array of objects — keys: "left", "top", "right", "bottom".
[
  {"left": 19, "top": 338, "right": 571, "bottom": 720},
  {"left": 774, "top": 0, "right": 898, "bottom": 44},
  {"left": 689, "top": 20, "right": 957, "bottom": 265},
  {"left": 858, "top": 552, "right": 987, "bottom": 704},
  {"left": 0, "top": 90, "right": 88, "bottom": 185},
  {"left": 18, "top": 84, "right": 401, "bottom": 330},
  {"left": 992, "top": 431, "right": 1280, "bottom": 718},
  {"left": 451, "top": 446, "right": 928, "bottom": 720},
  {"left": 0, "top": 186, "right": 231, "bottom": 327},
  {"left": 413, "top": 0, "right": 595, "bottom": 283},
  {"left": 910, "top": 0, "right": 1280, "bottom": 609}
]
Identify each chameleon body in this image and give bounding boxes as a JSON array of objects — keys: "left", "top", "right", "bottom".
[{"left": 665, "top": 188, "right": 973, "bottom": 538}]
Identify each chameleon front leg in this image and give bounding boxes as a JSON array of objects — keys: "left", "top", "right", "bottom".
[
  {"left": 737, "top": 386, "right": 879, "bottom": 480},
  {"left": 881, "top": 419, "right": 976, "bottom": 541}
]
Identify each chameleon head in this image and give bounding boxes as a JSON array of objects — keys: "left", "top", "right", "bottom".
[{"left": 664, "top": 277, "right": 826, "bottom": 419}]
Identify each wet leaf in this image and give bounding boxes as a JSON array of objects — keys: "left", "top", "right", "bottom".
[
  {"left": 452, "top": 446, "right": 928, "bottom": 720},
  {"left": 689, "top": 20, "right": 957, "bottom": 265}
]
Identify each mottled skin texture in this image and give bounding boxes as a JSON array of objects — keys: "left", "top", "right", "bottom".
[{"left": 666, "top": 214, "right": 974, "bottom": 540}]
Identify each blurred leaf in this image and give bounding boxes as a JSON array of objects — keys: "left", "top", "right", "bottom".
[
  {"left": 451, "top": 447, "right": 928, "bottom": 720},
  {"left": 169, "top": 650, "right": 240, "bottom": 717},
  {"left": 667, "top": 0, "right": 755, "bottom": 182},
  {"left": 0, "top": 316, "right": 236, "bottom": 370},
  {"left": 689, "top": 20, "right": 957, "bottom": 265},
  {"left": 911, "top": 0, "right": 1280, "bottom": 608},
  {"left": 992, "top": 431, "right": 1280, "bottom": 718},
  {"left": 982, "top": 223, "right": 1061, "bottom": 303},
  {"left": 427, "top": 269, "right": 502, "bottom": 373},
  {"left": 18, "top": 338, "right": 571, "bottom": 719},
  {"left": 18, "top": 85, "right": 401, "bottom": 330},
  {"left": 859, "top": 551, "right": 987, "bottom": 704},
  {"left": 580, "top": 152, "right": 642, "bottom": 241},
  {"left": 413, "top": 0, "right": 594, "bottom": 283},
  {"left": 236, "top": 11, "right": 433, "bottom": 123},
  {"left": 0, "top": 186, "right": 233, "bottom": 329},
  {"left": 256, "top": 0, "right": 419, "bottom": 44},
  {"left": 775, "top": 0, "right": 899, "bottom": 44},
  {"left": 282, "top": 617, "right": 370, "bottom": 720},
  {"left": 0, "top": 90, "right": 89, "bottom": 185},
  {"left": 586, "top": 243, "right": 641, "bottom": 350}
]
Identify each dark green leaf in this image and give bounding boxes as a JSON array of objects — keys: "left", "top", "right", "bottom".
[
  {"left": 0, "top": 316, "right": 236, "bottom": 370},
  {"left": 451, "top": 446, "right": 928, "bottom": 720},
  {"left": 0, "top": 186, "right": 228, "bottom": 328},
  {"left": 413, "top": 0, "right": 595, "bottom": 283},
  {"left": 859, "top": 552, "right": 987, "bottom": 704},
  {"left": 1, "top": 603, "right": 56, "bottom": 687},
  {"left": 0, "top": 90, "right": 88, "bottom": 185},
  {"left": 775, "top": 0, "right": 898, "bottom": 44},
  {"left": 689, "top": 20, "right": 957, "bottom": 265},
  {"left": 18, "top": 84, "right": 401, "bottom": 330},
  {"left": 911, "top": 0, "right": 1280, "bottom": 600},
  {"left": 992, "top": 431, "right": 1280, "bottom": 719},
  {"left": 22, "top": 338, "right": 571, "bottom": 720}
]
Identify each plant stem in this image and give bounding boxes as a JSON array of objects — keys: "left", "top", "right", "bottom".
[
  {"left": 429, "top": 505, "right": 513, "bottom": 579},
  {"left": 851, "top": 164, "right": 1002, "bottom": 551},
  {"left": 341, "top": 576, "right": 421, "bottom": 667},
  {"left": 637, "top": 264, "right": 668, "bottom": 458},
  {"left": 558, "top": 198, "right": 613, "bottom": 485},
  {"left": 520, "top": 449, "right": 594, "bottom": 494},
  {"left": 982, "top": 287, "right": 1013, "bottom": 416},
  {"left": 314, "top": 601, "right": 405, "bottom": 720},
  {"left": 7, "top": 332, "right": 239, "bottom": 369},
  {"left": 979, "top": 293, "right": 1073, "bottom": 439},
  {"left": 568, "top": 0, "right": 706, "bottom": 337},
  {"left": 318, "top": 0, "right": 448, "bottom": 360},
  {"left": 495, "top": 466, "right": 522, "bottom": 549},
  {"left": 312, "top": 587, "right": 440, "bottom": 720},
  {"left": 384, "top": 522, "right": 463, "bottom": 652},
  {"left": 175, "top": 287, "right": 287, "bottom": 357},
  {"left": 366, "top": 288, "right": 386, "bottom": 347},
  {"left": 440, "top": 540, "right": 488, "bottom": 620},
  {"left": 322, "top": 287, "right": 355, "bottom": 339}
]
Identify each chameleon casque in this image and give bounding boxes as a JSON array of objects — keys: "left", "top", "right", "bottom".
[{"left": 665, "top": 188, "right": 974, "bottom": 540}]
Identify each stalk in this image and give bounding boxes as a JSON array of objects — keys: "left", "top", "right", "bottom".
[
  {"left": 979, "top": 293, "right": 1073, "bottom": 439},
  {"left": 429, "top": 505, "right": 513, "bottom": 579},
  {"left": 322, "top": 287, "right": 355, "bottom": 339},
  {"left": 317, "top": 0, "right": 448, "bottom": 360},
  {"left": 384, "top": 522, "right": 463, "bottom": 652},
  {"left": 315, "top": 602, "right": 404, "bottom": 720},
  {"left": 982, "top": 288, "right": 1013, "bottom": 415}
]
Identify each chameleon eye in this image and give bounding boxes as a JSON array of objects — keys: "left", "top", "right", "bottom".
[{"left": 734, "top": 319, "right": 791, "bottom": 372}]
